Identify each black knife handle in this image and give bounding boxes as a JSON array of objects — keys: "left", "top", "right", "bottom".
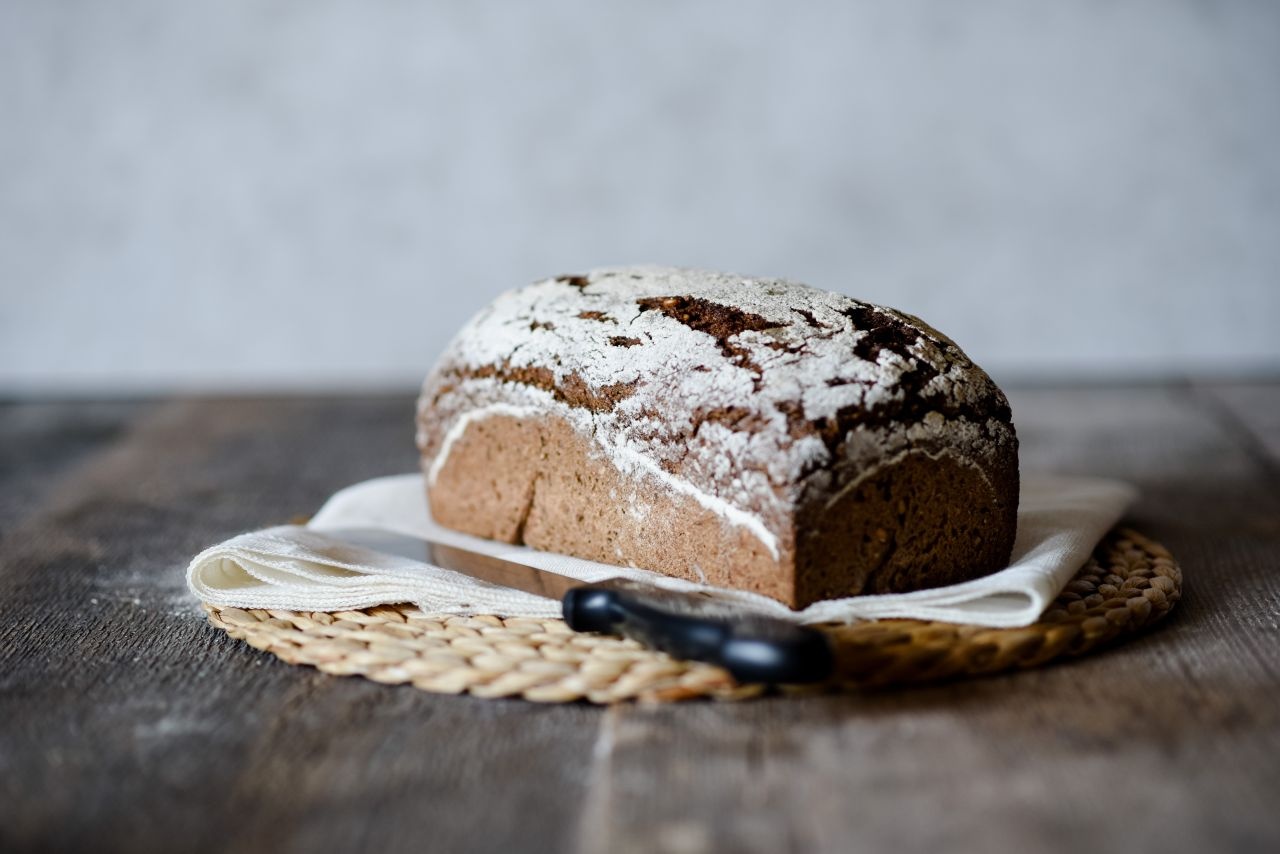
[{"left": 562, "top": 579, "right": 834, "bottom": 684}]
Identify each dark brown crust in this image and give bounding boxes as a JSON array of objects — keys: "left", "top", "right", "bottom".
[
  {"left": 426, "top": 411, "right": 1019, "bottom": 609},
  {"left": 427, "top": 414, "right": 791, "bottom": 602},
  {"left": 783, "top": 302, "right": 1013, "bottom": 456},
  {"left": 436, "top": 361, "right": 638, "bottom": 413},
  {"left": 437, "top": 294, "right": 1012, "bottom": 454},
  {"left": 793, "top": 449, "right": 1019, "bottom": 606},
  {"left": 635, "top": 295, "right": 786, "bottom": 387},
  {"left": 634, "top": 295, "right": 781, "bottom": 339},
  {"left": 778, "top": 385, "right": 1014, "bottom": 465},
  {"left": 421, "top": 273, "right": 1020, "bottom": 607}
]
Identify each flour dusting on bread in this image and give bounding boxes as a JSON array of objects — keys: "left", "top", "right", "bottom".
[{"left": 418, "top": 266, "right": 1014, "bottom": 559}]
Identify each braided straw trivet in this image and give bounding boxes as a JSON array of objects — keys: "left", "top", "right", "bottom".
[{"left": 204, "top": 527, "right": 1181, "bottom": 704}]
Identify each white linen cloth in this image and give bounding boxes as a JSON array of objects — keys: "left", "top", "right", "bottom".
[{"left": 187, "top": 473, "right": 1135, "bottom": 628}]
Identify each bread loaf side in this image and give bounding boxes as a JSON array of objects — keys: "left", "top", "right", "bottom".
[{"left": 417, "top": 266, "right": 1018, "bottom": 608}]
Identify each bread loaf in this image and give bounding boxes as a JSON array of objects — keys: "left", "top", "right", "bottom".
[{"left": 417, "top": 266, "right": 1018, "bottom": 608}]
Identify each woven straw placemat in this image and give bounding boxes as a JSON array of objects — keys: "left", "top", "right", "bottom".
[{"left": 204, "top": 527, "right": 1181, "bottom": 703}]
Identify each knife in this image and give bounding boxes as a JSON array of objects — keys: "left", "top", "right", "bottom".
[{"left": 322, "top": 527, "right": 834, "bottom": 684}]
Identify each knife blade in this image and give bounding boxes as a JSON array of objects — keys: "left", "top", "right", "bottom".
[{"left": 321, "top": 527, "right": 834, "bottom": 684}]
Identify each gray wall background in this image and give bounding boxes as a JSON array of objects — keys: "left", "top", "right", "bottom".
[{"left": 2, "top": 0, "right": 1278, "bottom": 394}]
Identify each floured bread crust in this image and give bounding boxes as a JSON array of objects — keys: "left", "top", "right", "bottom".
[{"left": 417, "top": 266, "right": 1019, "bottom": 608}]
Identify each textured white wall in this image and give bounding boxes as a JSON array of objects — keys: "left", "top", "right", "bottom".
[{"left": 2, "top": 1, "right": 1278, "bottom": 393}]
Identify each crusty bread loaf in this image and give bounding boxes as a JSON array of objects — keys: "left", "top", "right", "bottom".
[{"left": 417, "top": 266, "right": 1018, "bottom": 608}]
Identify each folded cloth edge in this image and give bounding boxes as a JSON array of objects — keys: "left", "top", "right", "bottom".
[{"left": 187, "top": 472, "right": 1136, "bottom": 628}]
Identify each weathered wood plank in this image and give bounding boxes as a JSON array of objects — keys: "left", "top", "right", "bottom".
[
  {"left": 1195, "top": 379, "right": 1280, "bottom": 471},
  {"left": 0, "top": 397, "right": 605, "bottom": 854},
  {"left": 0, "top": 400, "right": 149, "bottom": 535},
  {"left": 2, "top": 385, "right": 1278, "bottom": 854},
  {"left": 577, "top": 384, "right": 1280, "bottom": 854}
]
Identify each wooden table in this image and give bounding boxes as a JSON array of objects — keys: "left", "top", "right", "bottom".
[{"left": 2, "top": 382, "right": 1278, "bottom": 854}]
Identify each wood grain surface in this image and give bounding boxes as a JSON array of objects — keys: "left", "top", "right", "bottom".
[{"left": 1, "top": 383, "right": 1278, "bottom": 854}]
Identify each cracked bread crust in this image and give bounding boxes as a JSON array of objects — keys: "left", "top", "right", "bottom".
[{"left": 417, "top": 266, "right": 1019, "bottom": 608}]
